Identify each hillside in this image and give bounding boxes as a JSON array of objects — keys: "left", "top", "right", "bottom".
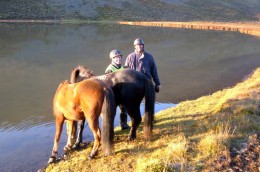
[
  {"left": 44, "top": 68, "right": 260, "bottom": 171},
  {"left": 1, "top": 0, "right": 260, "bottom": 22}
]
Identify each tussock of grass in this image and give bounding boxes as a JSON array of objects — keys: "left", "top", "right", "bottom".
[
  {"left": 196, "top": 123, "right": 235, "bottom": 160},
  {"left": 45, "top": 68, "right": 260, "bottom": 172},
  {"left": 166, "top": 134, "right": 188, "bottom": 162},
  {"left": 135, "top": 134, "right": 188, "bottom": 171}
]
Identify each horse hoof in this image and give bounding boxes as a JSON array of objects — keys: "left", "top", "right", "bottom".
[
  {"left": 48, "top": 156, "right": 56, "bottom": 164},
  {"left": 104, "top": 152, "right": 113, "bottom": 157},
  {"left": 127, "top": 137, "right": 136, "bottom": 142},
  {"left": 64, "top": 145, "right": 72, "bottom": 151},
  {"left": 72, "top": 143, "right": 80, "bottom": 149},
  {"left": 62, "top": 153, "right": 68, "bottom": 160},
  {"left": 88, "top": 155, "right": 93, "bottom": 160},
  {"left": 88, "top": 151, "right": 98, "bottom": 160},
  {"left": 121, "top": 124, "right": 130, "bottom": 130}
]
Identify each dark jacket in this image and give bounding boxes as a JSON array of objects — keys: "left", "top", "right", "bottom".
[{"left": 125, "top": 51, "right": 160, "bottom": 86}]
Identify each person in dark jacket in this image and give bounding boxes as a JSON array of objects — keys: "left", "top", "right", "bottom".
[
  {"left": 105, "top": 49, "right": 130, "bottom": 130},
  {"left": 125, "top": 38, "right": 161, "bottom": 92}
]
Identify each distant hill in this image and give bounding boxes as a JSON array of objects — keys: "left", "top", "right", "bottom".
[{"left": 1, "top": 0, "right": 260, "bottom": 21}]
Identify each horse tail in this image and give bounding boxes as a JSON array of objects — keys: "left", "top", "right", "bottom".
[
  {"left": 143, "top": 78, "right": 155, "bottom": 140},
  {"left": 70, "top": 68, "right": 80, "bottom": 83},
  {"left": 101, "top": 87, "right": 116, "bottom": 156}
]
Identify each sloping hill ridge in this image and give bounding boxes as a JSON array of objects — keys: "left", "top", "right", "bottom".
[{"left": 0, "top": 0, "right": 260, "bottom": 22}]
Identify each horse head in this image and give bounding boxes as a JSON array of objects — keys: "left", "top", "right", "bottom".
[{"left": 70, "top": 65, "right": 94, "bottom": 83}]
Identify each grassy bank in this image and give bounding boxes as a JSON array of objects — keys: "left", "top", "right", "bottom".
[{"left": 45, "top": 68, "right": 260, "bottom": 171}]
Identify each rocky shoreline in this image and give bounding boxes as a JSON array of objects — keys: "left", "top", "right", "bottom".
[
  {"left": 119, "top": 21, "right": 260, "bottom": 37},
  {"left": 207, "top": 134, "right": 260, "bottom": 171}
]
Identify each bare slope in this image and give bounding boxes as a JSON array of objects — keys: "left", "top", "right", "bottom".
[{"left": 1, "top": 0, "right": 260, "bottom": 22}]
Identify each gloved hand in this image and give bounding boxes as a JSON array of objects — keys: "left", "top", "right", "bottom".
[{"left": 155, "top": 85, "right": 161, "bottom": 93}]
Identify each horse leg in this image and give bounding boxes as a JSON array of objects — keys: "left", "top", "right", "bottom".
[
  {"left": 73, "top": 119, "right": 85, "bottom": 149},
  {"left": 48, "top": 114, "right": 65, "bottom": 163},
  {"left": 126, "top": 107, "right": 141, "bottom": 141},
  {"left": 87, "top": 118, "right": 101, "bottom": 159},
  {"left": 64, "top": 120, "right": 77, "bottom": 151}
]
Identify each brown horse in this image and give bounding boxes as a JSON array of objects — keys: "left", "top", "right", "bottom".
[
  {"left": 48, "top": 78, "right": 116, "bottom": 163},
  {"left": 70, "top": 65, "right": 155, "bottom": 146}
]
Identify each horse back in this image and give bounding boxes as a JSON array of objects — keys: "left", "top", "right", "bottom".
[
  {"left": 76, "top": 78, "right": 107, "bottom": 98},
  {"left": 106, "top": 69, "right": 147, "bottom": 104},
  {"left": 53, "top": 80, "right": 83, "bottom": 119},
  {"left": 75, "top": 79, "right": 108, "bottom": 114}
]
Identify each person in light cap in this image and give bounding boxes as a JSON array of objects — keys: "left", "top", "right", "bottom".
[
  {"left": 125, "top": 38, "right": 161, "bottom": 93},
  {"left": 105, "top": 49, "right": 124, "bottom": 73},
  {"left": 105, "top": 49, "right": 130, "bottom": 130}
]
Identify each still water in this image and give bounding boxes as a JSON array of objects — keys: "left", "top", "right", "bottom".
[{"left": 0, "top": 23, "right": 260, "bottom": 172}]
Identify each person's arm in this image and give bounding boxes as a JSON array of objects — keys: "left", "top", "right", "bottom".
[
  {"left": 155, "top": 85, "right": 161, "bottom": 93},
  {"left": 148, "top": 54, "right": 161, "bottom": 93},
  {"left": 124, "top": 54, "right": 131, "bottom": 67},
  {"left": 150, "top": 55, "right": 161, "bottom": 87}
]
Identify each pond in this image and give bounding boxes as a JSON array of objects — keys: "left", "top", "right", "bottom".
[{"left": 0, "top": 23, "right": 260, "bottom": 172}]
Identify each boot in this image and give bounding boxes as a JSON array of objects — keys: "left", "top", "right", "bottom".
[{"left": 120, "top": 113, "right": 130, "bottom": 130}]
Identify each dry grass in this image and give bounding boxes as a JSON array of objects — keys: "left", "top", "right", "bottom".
[
  {"left": 196, "top": 123, "right": 235, "bottom": 160},
  {"left": 45, "top": 68, "right": 260, "bottom": 172}
]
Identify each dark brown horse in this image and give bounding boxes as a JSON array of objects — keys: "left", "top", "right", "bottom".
[
  {"left": 48, "top": 78, "right": 116, "bottom": 163},
  {"left": 70, "top": 65, "right": 155, "bottom": 146}
]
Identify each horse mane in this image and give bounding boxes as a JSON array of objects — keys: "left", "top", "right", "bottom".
[
  {"left": 95, "top": 73, "right": 111, "bottom": 81},
  {"left": 58, "top": 80, "right": 69, "bottom": 88},
  {"left": 70, "top": 65, "right": 95, "bottom": 83}
]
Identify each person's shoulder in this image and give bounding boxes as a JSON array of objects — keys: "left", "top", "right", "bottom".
[
  {"left": 106, "top": 64, "right": 113, "bottom": 68},
  {"left": 144, "top": 51, "right": 154, "bottom": 59},
  {"left": 128, "top": 51, "right": 136, "bottom": 56},
  {"left": 126, "top": 52, "right": 135, "bottom": 59},
  {"left": 144, "top": 51, "right": 153, "bottom": 57},
  {"left": 105, "top": 64, "right": 113, "bottom": 74}
]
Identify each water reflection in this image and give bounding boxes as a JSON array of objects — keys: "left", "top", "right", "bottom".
[{"left": 0, "top": 23, "right": 260, "bottom": 171}]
